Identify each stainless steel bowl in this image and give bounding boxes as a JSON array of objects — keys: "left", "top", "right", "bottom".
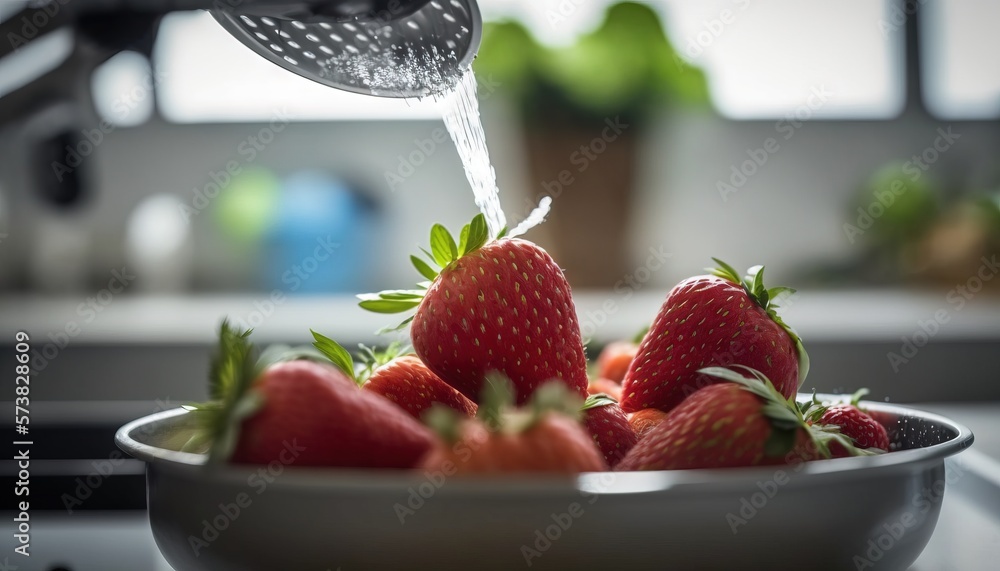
[{"left": 116, "top": 397, "right": 973, "bottom": 571}]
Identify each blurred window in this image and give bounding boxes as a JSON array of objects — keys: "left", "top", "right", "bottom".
[{"left": 920, "top": 0, "right": 1000, "bottom": 119}]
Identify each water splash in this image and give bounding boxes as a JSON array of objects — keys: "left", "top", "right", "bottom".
[
  {"left": 439, "top": 70, "right": 506, "bottom": 238},
  {"left": 509, "top": 197, "right": 552, "bottom": 238},
  {"left": 438, "top": 69, "right": 553, "bottom": 239}
]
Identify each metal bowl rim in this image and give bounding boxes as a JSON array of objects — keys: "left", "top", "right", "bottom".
[{"left": 116, "top": 397, "right": 974, "bottom": 494}]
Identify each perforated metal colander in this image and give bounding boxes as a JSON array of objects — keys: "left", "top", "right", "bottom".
[{"left": 212, "top": 0, "right": 481, "bottom": 98}]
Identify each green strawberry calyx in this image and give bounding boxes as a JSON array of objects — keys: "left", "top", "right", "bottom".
[
  {"left": 182, "top": 320, "right": 264, "bottom": 463},
  {"left": 581, "top": 393, "right": 619, "bottom": 412},
  {"left": 310, "top": 329, "right": 411, "bottom": 387},
  {"left": 798, "top": 388, "right": 888, "bottom": 454},
  {"left": 698, "top": 365, "right": 878, "bottom": 460},
  {"left": 357, "top": 213, "right": 495, "bottom": 333},
  {"left": 424, "top": 373, "right": 583, "bottom": 444},
  {"left": 708, "top": 258, "right": 810, "bottom": 388}
]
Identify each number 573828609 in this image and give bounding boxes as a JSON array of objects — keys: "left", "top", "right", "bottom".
[{"left": 15, "top": 331, "right": 30, "bottom": 432}]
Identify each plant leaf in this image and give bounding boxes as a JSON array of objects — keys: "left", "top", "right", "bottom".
[
  {"left": 464, "top": 213, "right": 489, "bottom": 254},
  {"left": 375, "top": 316, "right": 415, "bottom": 335},
  {"left": 430, "top": 223, "right": 458, "bottom": 267},
  {"left": 411, "top": 255, "right": 439, "bottom": 281},
  {"left": 457, "top": 223, "right": 471, "bottom": 256},
  {"left": 708, "top": 257, "right": 741, "bottom": 284},
  {"left": 358, "top": 297, "right": 422, "bottom": 314},
  {"left": 763, "top": 425, "right": 797, "bottom": 458},
  {"left": 310, "top": 330, "right": 357, "bottom": 382},
  {"left": 581, "top": 393, "right": 618, "bottom": 411}
]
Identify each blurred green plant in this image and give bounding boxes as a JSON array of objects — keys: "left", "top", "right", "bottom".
[
  {"left": 857, "top": 162, "right": 940, "bottom": 247},
  {"left": 473, "top": 2, "right": 710, "bottom": 122}
]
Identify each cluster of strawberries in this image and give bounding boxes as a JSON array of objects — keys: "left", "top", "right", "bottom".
[{"left": 188, "top": 215, "right": 890, "bottom": 473}]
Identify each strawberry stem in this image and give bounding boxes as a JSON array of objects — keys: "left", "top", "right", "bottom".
[
  {"left": 184, "top": 320, "right": 263, "bottom": 462},
  {"left": 358, "top": 213, "right": 492, "bottom": 326},
  {"left": 708, "top": 259, "right": 810, "bottom": 388}
]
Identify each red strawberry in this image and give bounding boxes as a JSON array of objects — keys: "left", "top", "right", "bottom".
[
  {"left": 581, "top": 395, "right": 637, "bottom": 468},
  {"left": 616, "top": 366, "right": 857, "bottom": 471},
  {"left": 596, "top": 340, "right": 639, "bottom": 383},
  {"left": 309, "top": 334, "right": 476, "bottom": 420},
  {"left": 419, "top": 378, "right": 606, "bottom": 474},
  {"left": 588, "top": 377, "right": 623, "bottom": 401},
  {"left": 806, "top": 390, "right": 889, "bottom": 457},
  {"left": 188, "top": 323, "right": 437, "bottom": 469},
  {"left": 365, "top": 355, "right": 477, "bottom": 419},
  {"left": 627, "top": 408, "right": 669, "bottom": 440},
  {"left": 360, "top": 214, "right": 589, "bottom": 405},
  {"left": 620, "top": 259, "right": 808, "bottom": 414}
]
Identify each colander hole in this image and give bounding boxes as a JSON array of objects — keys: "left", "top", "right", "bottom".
[
  {"left": 319, "top": 22, "right": 332, "bottom": 30},
  {"left": 278, "top": 30, "right": 291, "bottom": 39},
  {"left": 319, "top": 45, "right": 334, "bottom": 55},
  {"left": 406, "top": 21, "right": 419, "bottom": 30},
  {"left": 431, "top": 1, "right": 443, "bottom": 9},
  {"left": 443, "top": 13, "right": 456, "bottom": 23},
  {"left": 287, "top": 41, "right": 301, "bottom": 49},
  {"left": 283, "top": 55, "right": 298, "bottom": 65},
  {"left": 305, "top": 34, "right": 320, "bottom": 42},
  {"left": 330, "top": 33, "right": 343, "bottom": 42},
  {"left": 291, "top": 21, "right": 306, "bottom": 30},
  {"left": 255, "top": 32, "right": 268, "bottom": 41},
  {"left": 240, "top": 16, "right": 257, "bottom": 28},
  {"left": 303, "top": 51, "right": 316, "bottom": 59},
  {"left": 369, "top": 44, "right": 380, "bottom": 52},
  {"left": 355, "top": 34, "right": 368, "bottom": 43},
  {"left": 446, "top": 39, "right": 456, "bottom": 49},
  {"left": 450, "top": 0, "right": 462, "bottom": 7},
  {"left": 343, "top": 23, "right": 357, "bottom": 32},
  {"left": 345, "top": 45, "right": 360, "bottom": 54},
  {"left": 269, "top": 43, "right": 284, "bottom": 52},
  {"left": 260, "top": 17, "right": 275, "bottom": 26}
]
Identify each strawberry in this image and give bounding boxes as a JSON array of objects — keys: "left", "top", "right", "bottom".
[
  {"left": 581, "top": 395, "right": 637, "bottom": 468},
  {"left": 596, "top": 340, "right": 639, "bottom": 383},
  {"left": 620, "top": 259, "right": 808, "bottom": 414},
  {"left": 185, "top": 322, "right": 437, "bottom": 469},
  {"left": 627, "top": 408, "right": 669, "bottom": 440},
  {"left": 805, "top": 389, "right": 890, "bottom": 457},
  {"left": 360, "top": 214, "right": 589, "bottom": 405},
  {"left": 588, "top": 377, "right": 623, "bottom": 401},
  {"left": 419, "top": 377, "right": 606, "bottom": 474},
  {"left": 366, "top": 355, "right": 478, "bottom": 419},
  {"left": 616, "top": 366, "right": 864, "bottom": 471},
  {"left": 310, "top": 333, "right": 476, "bottom": 420}
]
